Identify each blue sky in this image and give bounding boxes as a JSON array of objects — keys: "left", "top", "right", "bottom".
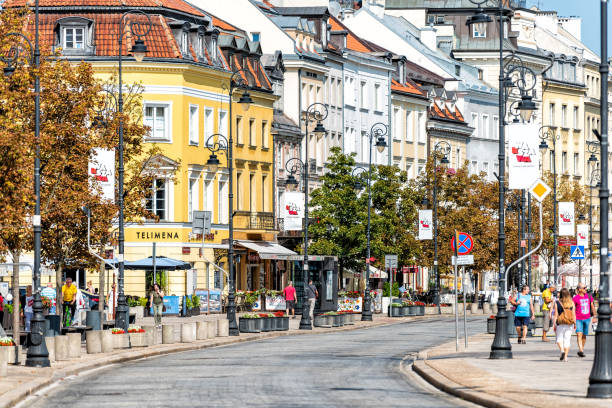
[{"left": 528, "top": 1, "right": 607, "bottom": 56}]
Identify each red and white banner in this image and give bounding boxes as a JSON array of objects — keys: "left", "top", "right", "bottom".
[
  {"left": 418, "top": 210, "right": 433, "bottom": 240},
  {"left": 282, "top": 191, "right": 304, "bottom": 231},
  {"left": 507, "top": 123, "right": 540, "bottom": 189},
  {"left": 558, "top": 202, "right": 575, "bottom": 236},
  {"left": 89, "top": 148, "right": 115, "bottom": 203},
  {"left": 577, "top": 224, "right": 589, "bottom": 248}
]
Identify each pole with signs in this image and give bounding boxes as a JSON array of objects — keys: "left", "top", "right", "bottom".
[
  {"left": 453, "top": 230, "right": 459, "bottom": 352},
  {"left": 463, "top": 266, "right": 468, "bottom": 349},
  {"left": 385, "top": 255, "right": 398, "bottom": 316}
]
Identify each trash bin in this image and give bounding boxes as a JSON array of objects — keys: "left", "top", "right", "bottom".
[
  {"left": 86, "top": 310, "right": 102, "bottom": 331},
  {"left": 45, "top": 315, "right": 61, "bottom": 337}
]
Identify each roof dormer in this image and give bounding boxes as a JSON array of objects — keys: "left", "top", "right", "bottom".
[{"left": 54, "top": 17, "right": 95, "bottom": 56}]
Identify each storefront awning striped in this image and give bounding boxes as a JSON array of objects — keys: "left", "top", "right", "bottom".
[{"left": 234, "top": 240, "right": 297, "bottom": 260}]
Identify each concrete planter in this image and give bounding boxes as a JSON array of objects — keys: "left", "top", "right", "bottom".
[
  {"left": 207, "top": 321, "right": 217, "bottom": 338},
  {"left": 331, "top": 314, "right": 343, "bottom": 327},
  {"left": 424, "top": 306, "right": 438, "bottom": 315},
  {"left": 0, "top": 345, "right": 21, "bottom": 365},
  {"left": 180, "top": 323, "right": 196, "bottom": 343},
  {"left": 470, "top": 303, "right": 479, "bottom": 314},
  {"left": 101, "top": 330, "right": 113, "bottom": 353},
  {"left": 534, "top": 315, "right": 544, "bottom": 329},
  {"left": 45, "top": 336, "right": 55, "bottom": 362},
  {"left": 129, "top": 331, "right": 148, "bottom": 347},
  {"left": 196, "top": 321, "right": 208, "bottom": 340},
  {"left": 491, "top": 304, "right": 498, "bottom": 315},
  {"left": 238, "top": 318, "right": 261, "bottom": 333},
  {"left": 85, "top": 330, "right": 102, "bottom": 354},
  {"left": 416, "top": 306, "right": 425, "bottom": 316},
  {"left": 276, "top": 317, "right": 289, "bottom": 331},
  {"left": 67, "top": 332, "right": 81, "bottom": 359},
  {"left": 142, "top": 325, "right": 156, "bottom": 346},
  {"left": 389, "top": 306, "right": 401, "bottom": 317},
  {"left": 260, "top": 317, "right": 274, "bottom": 332},
  {"left": 313, "top": 315, "right": 331, "bottom": 328},
  {"left": 407, "top": 306, "right": 418, "bottom": 316},
  {"left": 162, "top": 325, "right": 176, "bottom": 344},
  {"left": 0, "top": 348, "right": 7, "bottom": 377},
  {"left": 55, "top": 335, "right": 69, "bottom": 361},
  {"left": 217, "top": 319, "right": 229, "bottom": 337},
  {"left": 112, "top": 333, "right": 130, "bottom": 349},
  {"left": 129, "top": 306, "right": 144, "bottom": 320},
  {"left": 483, "top": 303, "right": 491, "bottom": 315},
  {"left": 343, "top": 313, "right": 354, "bottom": 325}
]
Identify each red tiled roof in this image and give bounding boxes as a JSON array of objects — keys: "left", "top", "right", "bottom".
[
  {"left": 328, "top": 16, "right": 373, "bottom": 53},
  {"left": 429, "top": 102, "right": 466, "bottom": 124},
  {"left": 4, "top": 0, "right": 204, "bottom": 15},
  {"left": 454, "top": 107, "right": 464, "bottom": 122},
  {"left": 212, "top": 16, "right": 237, "bottom": 32},
  {"left": 391, "top": 79, "right": 424, "bottom": 97}
]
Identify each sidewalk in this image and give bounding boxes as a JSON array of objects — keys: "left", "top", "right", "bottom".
[
  {"left": 413, "top": 331, "right": 609, "bottom": 408},
  {"left": 0, "top": 313, "right": 423, "bottom": 408}
]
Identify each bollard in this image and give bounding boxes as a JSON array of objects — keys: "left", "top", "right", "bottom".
[
  {"left": 112, "top": 333, "right": 130, "bottom": 349},
  {"left": 196, "top": 321, "right": 208, "bottom": 340},
  {"left": 217, "top": 319, "right": 229, "bottom": 337},
  {"left": 142, "top": 325, "right": 156, "bottom": 346},
  {"left": 67, "top": 332, "right": 82, "bottom": 359},
  {"left": 0, "top": 347, "right": 8, "bottom": 377},
  {"left": 55, "top": 335, "right": 69, "bottom": 361},
  {"left": 470, "top": 303, "right": 478, "bottom": 314},
  {"left": 86, "top": 330, "right": 102, "bottom": 354},
  {"left": 162, "top": 324, "right": 175, "bottom": 344},
  {"left": 101, "top": 330, "right": 113, "bottom": 353},
  {"left": 181, "top": 323, "right": 196, "bottom": 343},
  {"left": 207, "top": 320, "right": 217, "bottom": 338},
  {"left": 483, "top": 303, "right": 491, "bottom": 315},
  {"left": 45, "top": 336, "right": 56, "bottom": 362},
  {"left": 491, "top": 303, "right": 498, "bottom": 315}
]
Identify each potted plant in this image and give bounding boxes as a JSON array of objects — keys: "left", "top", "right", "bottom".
[
  {"left": 191, "top": 295, "right": 201, "bottom": 316},
  {"left": 414, "top": 301, "right": 425, "bottom": 316},
  {"left": 139, "top": 297, "right": 150, "bottom": 317},
  {"left": 389, "top": 303, "right": 402, "bottom": 317},
  {"left": 341, "top": 310, "right": 354, "bottom": 325},
  {"left": 41, "top": 296, "right": 52, "bottom": 316},
  {"left": 184, "top": 296, "right": 193, "bottom": 317},
  {"left": 258, "top": 313, "right": 275, "bottom": 332},
  {"left": 244, "top": 291, "right": 260, "bottom": 311},
  {"left": 534, "top": 312, "right": 544, "bottom": 328},
  {"left": 273, "top": 311, "right": 289, "bottom": 331},
  {"left": 128, "top": 325, "right": 147, "bottom": 347},
  {"left": 0, "top": 336, "right": 21, "bottom": 365},
  {"left": 314, "top": 313, "right": 331, "bottom": 328},
  {"left": 111, "top": 328, "right": 129, "bottom": 349},
  {"left": 323, "top": 311, "right": 342, "bottom": 327},
  {"left": 487, "top": 315, "right": 496, "bottom": 334},
  {"left": 239, "top": 314, "right": 262, "bottom": 333}
]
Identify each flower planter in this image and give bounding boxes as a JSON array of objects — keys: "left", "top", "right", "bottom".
[
  {"left": 470, "top": 303, "right": 479, "bottom": 314},
  {"left": 534, "top": 315, "right": 544, "bottom": 329},
  {"left": 389, "top": 306, "right": 401, "bottom": 317},
  {"left": 400, "top": 306, "right": 409, "bottom": 316},
  {"left": 129, "top": 306, "right": 144, "bottom": 320},
  {"left": 260, "top": 317, "right": 274, "bottom": 332},
  {"left": 487, "top": 317, "right": 496, "bottom": 334},
  {"left": 1, "top": 345, "right": 21, "bottom": 365},
  {"left": 276, "top": 316, "right": 289, "bottom": 331},
  {"left": 408, "top": 306, "right": 418, "bottom": 316},
  {"left": 416, "top": 305, "right": 425, "bottom": 316},
  {"left": 129, "top": 332, "right": 147, "bottom": 347},
  {"left": 238, "top": 318, "right": 262, "bottom": 333},
  {"left": 112, "top": 333, "right": 130, "bottom": 349},
  {"left": 331, "top": 314, "right": 343, "bottom": 327},
  {"left": 343, "top": 313, "right": 354, "bottom": 325},
  {"left": 313, "top": 315, "right": 331, "bottom": 328}
]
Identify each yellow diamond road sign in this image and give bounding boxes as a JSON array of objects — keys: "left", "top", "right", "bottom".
[{"left": 529, "top": 179, "right": 552, "bottom": 202}]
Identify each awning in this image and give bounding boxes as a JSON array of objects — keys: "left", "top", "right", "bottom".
[
  {"left": 368, "top": 265, "right": 388, "bottom": 279},
  {"left": 234, "top": 240, "right": 296, "bottom": 260}
]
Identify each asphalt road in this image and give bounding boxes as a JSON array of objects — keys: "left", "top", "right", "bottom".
[{"left": 26, "top": 317, "right": 485, "bottom": 408}]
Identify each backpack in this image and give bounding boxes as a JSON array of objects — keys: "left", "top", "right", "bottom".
[{"left": 556, "top": 301, "right": 575, "bottom": 325}]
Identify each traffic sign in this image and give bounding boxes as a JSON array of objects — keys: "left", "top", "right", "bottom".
[
  {"left": 451, "top": 232, "right": 474, "bottom": 255},
  {"left": 529, "top": 179, "right": 552, "bottom": 202},
  {"left": 570, "top": 245, "right": 585, "bottom": 260},
  {"left": 559, "top": 238, "right": 576, "bottom": 246},
  {"left": 523, "top": 233, "right": 536, "bottom": 240},
  {"left": 384, "top": 254, "right": 398, "bottom": 269},
  {"left": 452, "top": 255, "right": 474, "bottom": 266}
]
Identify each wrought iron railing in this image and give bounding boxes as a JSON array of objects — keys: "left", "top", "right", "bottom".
[{"left": 234, "top": 211, "right": 276, "bottom": 231}]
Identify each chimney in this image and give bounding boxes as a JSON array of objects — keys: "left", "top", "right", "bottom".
[{"left": 420, "top": 26, "right": 437, "bottom": 51}]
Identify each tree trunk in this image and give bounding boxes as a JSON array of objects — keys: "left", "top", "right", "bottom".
[
  {"left": 98, "top": 259, "right": 105, "bottom": 314},
  {"left": 11, "top": 251, "right": 20, "bottom": 343},
  {"left": 56, "top": 263, "right": 63, "bottom": 326},
  {"left": 339, "top": 259, "right": 344, "bottom": 290}
]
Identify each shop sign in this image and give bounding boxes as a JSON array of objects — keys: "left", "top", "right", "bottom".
[
  {"left": 182, "top": 247, "right": 191, "bottom": 255},
  {"left": 248, "top": 253, "right": 260, "bottom": 263},
  {"left": 265, "top": 296, "right": 286, "bottom": 311}
]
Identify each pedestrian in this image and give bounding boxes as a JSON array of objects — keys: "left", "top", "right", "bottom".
[
  {"left": 24, "top": 285, "right": 34, "bottom": 332},
  {"left": 150, "top": 283, "right": 164, "bottom": 327},
  {"left": 510, "top": 285, "right": 534, "bottom": 344},
  {"left": 282, "top": 281, "right": 297, "bottom": 318},
  {"left": 305, "top": 279, "right": 318, "bottom": 321},
  {"left": 541, "top": 282, "right": 556, "bottom": 342},
  {"left": 553, "top": 288, "right": 576, "bottom": 362},
  {"left": 86, "top": 281, "right": 94, "bottom": 294},
  {"left": 61, "top": 277, "right": 77, "bottom": 326},
  {"left": 573, "top": 283, "right": 596, "bottom": 358},
  {"left": 106, "top": 283, "right": 117, "bottom": 321}
]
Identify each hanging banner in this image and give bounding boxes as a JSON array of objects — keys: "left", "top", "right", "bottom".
[
  {"left": 282, "top": 191, "right": 305, "bottom": 231},
  {"left": 418, "top": 210, "right": 433, "bottom": 240},
  {"left": 558, "top": 202, "right": 575, "bottom": 236},
  {"left": 89, "top": 148, "right": 115, "bottom": 203},
  {"left": 507, "top": 123, "right": 540, "bottom": 190},
  {"left": 577, "top": 224, "right": 589, "bottom": 248}
]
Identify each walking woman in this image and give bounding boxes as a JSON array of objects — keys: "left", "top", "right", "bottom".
[
  {"left": 150, "top": 283, "right": 164, "bottom": 327},
  {"left": 553, "top": 288, "right": 576, "bottom": 362}
]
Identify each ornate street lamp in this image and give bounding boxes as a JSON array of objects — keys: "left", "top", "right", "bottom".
[
  {"left": 113, "top": 10, "right": 152, "bottom": 333},
  {"left": 297, "top": 103, "right": 327, "bottom": 330},
  {"left": 431, "top": 141, "right": 450, "bottom": 314},
  {"left": 1, "top": 0, "right": 50, "bottom": 367}
]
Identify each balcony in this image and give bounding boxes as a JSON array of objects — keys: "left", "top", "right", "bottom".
[{"left": 234, "top": 211, "right": 276, "bottom": 231}]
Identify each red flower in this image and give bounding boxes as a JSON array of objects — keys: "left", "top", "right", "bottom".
[{"left": 273, "top": 311, "right": 285, "bottom": 317}]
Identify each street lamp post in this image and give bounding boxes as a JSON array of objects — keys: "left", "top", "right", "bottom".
[
  {"left": 1, "top": 0, "right": 49, "bottom": 367},
  {"left": 114, "top": 10, "right": 151, "bottom": 332},
  {"left": 467, "top": 0, "right": 539, "bottom": 361},
  {"left": 432, "top": 141, "right": 451, "bottom": 314},
  {"left": 538, "top": 126, "right": 560, "bottom": 285},
  {"left": 285, "top": 103, "right": 327, "bottom": 330},
  {"left": 588, "top": 0, "right": 612, "bottom": 395},
  {"left": 350, "top": 123, "right": 388, "bottom": 321},
  {"left": 588, "top": 168, "right": 600, "bottom": 292},
  {"left": 205, "top": 69, "right": 253, "bottom": 336}
]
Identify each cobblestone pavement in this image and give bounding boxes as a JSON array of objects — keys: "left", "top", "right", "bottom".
[{"left": 25, "top": 317, "right": 485, "bottom": 408}]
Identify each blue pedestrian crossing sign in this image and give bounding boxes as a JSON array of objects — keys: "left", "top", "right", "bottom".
[{"left": 570, "top": 245, "right": 585, "bottom": 260}]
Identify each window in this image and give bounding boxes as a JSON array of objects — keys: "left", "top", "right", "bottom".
[
  {"left": 406, "top": 159, "right": 413, "bottom": 178},
  {"left": 360, "top": 81, "right": 367, "bottom": 109},
  {"left": 236, "top": 116, "right": 243, "bottom": 144},
  {"left": 455, "top": 148, "right": 461, "bottom": 169},
  {"left": 472, "top": 24, "right": 486, "bottom": 38},
  {"left": 204, "top": 107, "right": 213, "bottom": 141},
  {"left": 418, "top": 160, "right": 426, "bottom": 175},
  {"left": 573, "top": 106, "right": 579, "bottom": 129},
  {"left": 574, "top": 153, "right": 580, "bottom": 176},
  {"left": 436, "top": 15, "right": 445, "bottom": 24},
  {"left": 188, "top": 177, "right": 199, "bottom": 221},
  {"left": 146, "top": 179, "right": 166, "bottom": 220},
  {"left": 470, "top": 160, "right": 478, "bottom": 175},
  {"left": 251, "top": 32, "right": 260, "bottom": 42},
  {"left": 482, "top": 162, "right": 489, "bottom": 177},
  {"left": 481, "top": 114, "right": 489, "bottom": 139},
  {"left": 493, "top": 116, "right": 499, "bottom": 139},
  {"left": 236, "top": 172, "right": 242, "bottom": 210},
  {"left": 144, "top": 103, "right": 171, "bottom": 141},
  {"left": 63, "top": 27, "right": 85, "bottom": 49},
  {"left": 261, "top": 174, "right": 268, "bottom": 212},
  {"left": 393, "top": 108, "right": 401, "bottom": 140},
  {"left": 427, "top": 15, "right": 435, "bottom": 24},
  {"left": 316, "top": 86, "right": 321, "bottom": 103},
  {"left": 249, "top": 174, "right": 256, "bottom": 211},
  {"left": 249, "top": 119, "right": 256, "bottom": 146},
  {"left": 181, "top": 31, "right": 189, "bottom": 54},
  {"left": 189, "top": 105, "right": 199, "bottom": 145},
  {"left": 218, "top": 180, "right": 228, "bottom": 224},
  {"left": 261, "top": 121, "right": 269, "bottom": 148},
  {"left": 330, "top": 78, "right": 336, "bottom": 106},
  {"left": 406, "top": 111, "right": 413, "bottom": 142},
  {"left": 203, "top": 179, "right": 213, "bottom": 213},
  {"left": 549, "top": 151, "right": 554, "bottom": 172},
  {"left": 374, "top": 83, "right": 381, "bottom": 111},
  {"left": 562, "top": 105, "right": 567, "bottom": 128},
  {"left": 471, "top": 113, "right": 479, "bottom": 138},
  {"left": 549, "top": 103, "right": 555, "bottom": 126},
  {"left": 418, "top": 112, "right": 426, "bottom": 143},
  {"left": 562, "top": 151, "right": 568, "bottom": 173},
  {"left": 219, "top": 110, "right": 227, "bottom": 138}
]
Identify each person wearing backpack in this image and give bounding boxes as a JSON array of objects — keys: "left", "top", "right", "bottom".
[
  {"left": 553, "top": 288, "right": 576, "bottom": 362},
  {"left": 573, "top": 283, "right": 596, "bottom": 357}
]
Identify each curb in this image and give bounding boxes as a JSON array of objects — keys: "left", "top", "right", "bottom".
[{"left": 3, "top": 315, "right": 437, "bottom": 408}]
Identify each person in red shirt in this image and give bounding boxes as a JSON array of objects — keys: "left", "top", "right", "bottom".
[{"left": 283, "top": 281, "right": 297, "bottom": 318}]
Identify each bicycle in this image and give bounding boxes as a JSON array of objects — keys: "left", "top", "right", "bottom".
[{"left": 63, "top": 304, "right": 72, "bottom": 328}]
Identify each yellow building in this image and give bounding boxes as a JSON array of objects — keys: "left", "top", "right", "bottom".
[{"left": 11, "top": 0, "right": 281, "bottom": 298}]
